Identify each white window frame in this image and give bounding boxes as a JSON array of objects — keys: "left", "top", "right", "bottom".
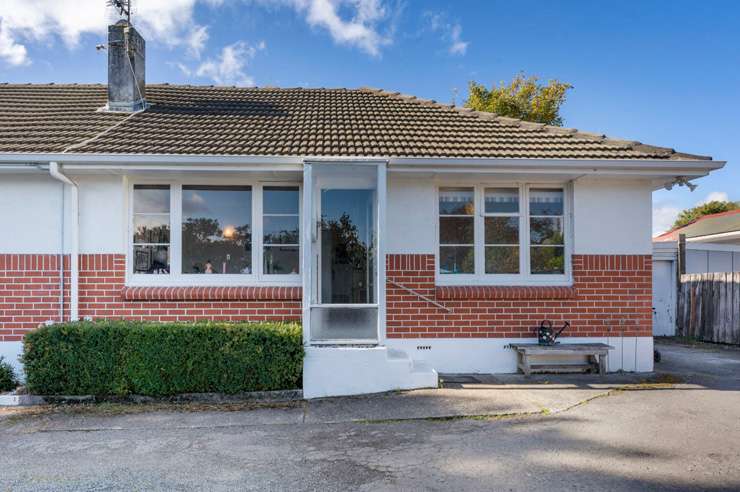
[
  {"left": 125, "top": 177, "right": 302, "bottom": 287},
  {"left": 435, "top": 182, "right": 573, "bottom": 286}
]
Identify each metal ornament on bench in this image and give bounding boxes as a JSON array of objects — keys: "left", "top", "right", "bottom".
[{"left": 537, "top": 320, "right": 570, "bottom": 345}]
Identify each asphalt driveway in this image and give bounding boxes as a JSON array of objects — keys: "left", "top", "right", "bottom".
[{"left": 2, "top": 339, "right": 740, "bottom": 491}]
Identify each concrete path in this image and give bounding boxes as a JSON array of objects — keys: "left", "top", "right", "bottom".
[{"left": 2, "top": 339, "right": 740, "bottom": 491}]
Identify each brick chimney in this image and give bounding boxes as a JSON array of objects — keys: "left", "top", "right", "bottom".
[{"left": 107, "top": 19, "right": 146, "bottom": 112}]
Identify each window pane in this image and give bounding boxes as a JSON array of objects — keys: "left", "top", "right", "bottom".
[
  {"left": 485, "top": 188, "right": 519, "bottom": 214},
  {"left": 264, "top": 246, "right": 299, "bottom": 274},
  {"left": 440, "top": 217, "right": 474, "bottom": 244},
  {"left": 182, "top": 186, "right": 252, "bottom": 274},
  {"left": 439, "top": 246, "right": 474, "bottom": 274},
  {"left": 264, "top": 186, "right": 299, "bottom": 214},
  {"left": 264, "top": 216, "right": 299, "bottom": 244},
  {"left": 439, "top": 187, "right": 474, "bottom": 215},
  {"left": 133, "top": 185, "right": 169, "bottom": 213},
  {"left": 485, "top": 246, "right": 519, "bottom": 274},
  {"left": 529, "top": 189, "right": 564, "bottom": 216},
  {"left": 133, "top": 245, "right": 170, "bottom": 274},
  {"left": 530, "top": 217, "right": 564, "bottom": 245},
  {"left": 133, "top": 214, "right": 170, "bottom": 244},
  {"left": 485, "top": 217, "right": 519, "bottom": 244},
  {"left": 531, "top": 246, "right": 565, "bottom": 274}
]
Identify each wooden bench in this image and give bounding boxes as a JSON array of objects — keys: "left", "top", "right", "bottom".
[{"left": 509, "top": 343, "right": 614, "bottom": 376}]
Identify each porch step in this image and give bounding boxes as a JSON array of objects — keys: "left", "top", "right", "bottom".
[{"left": 303, "top": 346, "right": 438, "bottom": 398}]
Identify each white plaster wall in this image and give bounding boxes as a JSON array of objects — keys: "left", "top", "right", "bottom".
[
  {"left": 386, "top": 177, "right": 436, "bottom": 254},
  {"left": 0, "top": 174, "right": 125, "bottom": 254},
  {"left": 303, "top": 346, "right": 438, "bottom": 398},
  {"left": 0, "top": 175, "right": 64, "bottom": 254},
  {"left": 573, "top": 178, "right": 653, "bottom": 254},
  {"left": 77, "top": 175, "right": 126, "bottom": 254},
  {"left": 386, "top": 336, "right": 654, "bottom": 373}
]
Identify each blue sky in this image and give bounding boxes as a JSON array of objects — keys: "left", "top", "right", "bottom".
[{"left": 1, "top": 0, "right": 738, "bottom": 235}]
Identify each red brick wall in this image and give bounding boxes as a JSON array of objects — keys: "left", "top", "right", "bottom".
[
  {"left": 0, "top": 254, "right": 302, "bottom": 340},
  {"left": 386, "top": 254, "right": 652, "bottom": 339},
  {"left": 0, "top": 255, "right": 68, "bottom": 341},
  {"left": 2, "top": 253, "right": 651, "bottom": 341},
  {"left": 77, "top": 255, "right": 302, "bottom": 323}
]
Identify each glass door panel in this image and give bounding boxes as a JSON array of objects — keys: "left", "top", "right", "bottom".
[{"left": 308, "top": 163, "right": 380, "bottom": 342}]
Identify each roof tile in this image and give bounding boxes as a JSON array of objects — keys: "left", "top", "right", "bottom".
[{"left": 0, "top": 84, "right": 711, "bottom": 160}]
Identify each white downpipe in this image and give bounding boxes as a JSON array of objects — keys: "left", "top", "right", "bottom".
[{"left": 48, "top": 162, "right": 79, "bottom": 321}]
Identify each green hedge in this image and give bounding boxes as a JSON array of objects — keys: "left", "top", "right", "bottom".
[
  {"left": 22, "top": 320, "right": 303, "bottom": 396},
  {"left": 0, "top": 356, "right": 18, "bottom": 392}
]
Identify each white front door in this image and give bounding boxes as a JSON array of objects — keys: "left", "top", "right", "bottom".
[{"left": 302, "top": 162, "right": 386, "bottom": 344}]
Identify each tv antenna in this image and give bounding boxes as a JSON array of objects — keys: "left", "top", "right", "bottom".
[{"left": 108, "top": 0, "right": 132, "bottom": 23}]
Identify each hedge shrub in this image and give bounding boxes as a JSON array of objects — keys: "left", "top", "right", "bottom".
[
  {"left": 0, "top": 356, "right": 18, "bottom": 392},
  {"left": 22, "top": 320, "right": 303, "bottom": 396}
]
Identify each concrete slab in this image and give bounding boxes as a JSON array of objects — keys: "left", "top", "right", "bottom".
[{"left": 19, "top": 404, "right": 306, "bottom": 433}]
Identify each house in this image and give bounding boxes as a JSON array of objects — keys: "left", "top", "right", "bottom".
[
  {"left": 652, "top": 210, "right": 740, "bottom": 336},
  {"left": 0, "top": 20, "right": 724, "bottom": 397}
]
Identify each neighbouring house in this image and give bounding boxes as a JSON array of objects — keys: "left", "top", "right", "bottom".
[
  {"left": 652, "top": 210, "right": 740, "bottom": 336},
  {"left": 0, "top": 20, "right": 724, "bottom": 397}
]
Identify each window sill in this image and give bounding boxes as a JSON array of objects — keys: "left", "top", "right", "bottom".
[
  {"left": 121, "top": 286, "right": 302, "bottom": 301},
  {"left": 435, "top": 285, "right": 576, "bottom": 301}
]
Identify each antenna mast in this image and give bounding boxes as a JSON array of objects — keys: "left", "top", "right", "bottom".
[{"left": 108, "top": 0, "right": 132, "bottom": 23}]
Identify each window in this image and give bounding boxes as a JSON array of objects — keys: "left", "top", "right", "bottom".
[
  {"left": 263, "top": 186, "right": 300, "bottom": 275},
  {"left": 529, "top": 188, "right": 565, "bottom": 275},
  {"left": 484, "top": 188, "right": 520, "bottom": 274},
  {"left": 438, "top": 187, "right": 475, "bottom": 274},
  {"left": 182, "top": 186, "right": 252, "bottom": 274},
  {"left": 437, "top": 185, "right": 569, "bottom": 282},
  {"left": 129, "top": 182, "right": 300, "bottom": 284},
  {"left": 132, "top": 185, "right": 170, "bottom": 274}
]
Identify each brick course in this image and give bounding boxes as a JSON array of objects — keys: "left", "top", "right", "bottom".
[
  {"left": 386, "top": 254, "right": 652, "bottom": 339},
  {"left": 1, "top": 253, "right": 651, "bottom": 341}
]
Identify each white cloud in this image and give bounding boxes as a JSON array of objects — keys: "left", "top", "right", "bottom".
[
  {"left": 448, "top": 23, "right": 468, "bottom": 55},
  {"left": 0, "top": 19, "right": 28, "bottom": 66},
  {"left": 0, "top": 0, "right": 398, "bottom": 67},
  {"left": 653, "top": 203, "right": 681, "bottom": 237},
  {"left": 277, "top": 0, "right": 393, "bottom": 56},
  {"left": 697, "top": 191, "right": 730, "bottom": 205},
  {"left": 424, "top": 11, "right": 468, "bottom": 56},
  {"left": 0, "top": 0, "right": 211, "bottom": 65},
  {"left": 186, "top": 25, "right": 209, "bottom": 58},
  {"left": 195, "top": 40, "right": 265, "bottom": 86}
]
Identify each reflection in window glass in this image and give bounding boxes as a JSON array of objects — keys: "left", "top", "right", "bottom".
[
  {"left": 133, "top": 185, "right": 170, "bottom": 274},
  {"left": 182, "top": 186, "right": 252, "bottom": 274},
  {"left": 484, "top": 188, "right": 520, "bottom": 274},
  {"left": 321, "top": 189, "right": 375, "bottom": 303},
  {"left": 485, "top": 188, "right": 519, "bottom": 214},
  {"left": 529, "top": 189, "right": 564, "bottom": 216},
  {"left": 439, "top": 187, "right": 474, "bottom": 274},
  {"left": 264, "top": 186, "right": 300, "bottom": 275},
  {"left": 530, "top": 189, "right": 564, "bottom": 274}
]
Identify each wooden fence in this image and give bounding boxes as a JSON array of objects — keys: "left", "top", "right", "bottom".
[{"left": 677, "top": 272, "right": 740, "bottom": 344}]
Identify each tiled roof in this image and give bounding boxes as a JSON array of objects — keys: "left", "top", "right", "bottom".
[
  {"left": 654, "top": 209, "right": 740, "bottom": 242},
  {"left": 0, "top": 83, "right": 712, "bottom": 160}
]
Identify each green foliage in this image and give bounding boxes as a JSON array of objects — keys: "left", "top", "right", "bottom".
[
  {"left": 465, "top": 74, "right": 573, "bottom": 126},
  {"left": 672, "top": 200, "right": 739, "bottom": 230},
  {"left": 22, "top": 320, "right": 303, "bottom": 396},
  {"left": 0, "top": 356, "right": 18, "bottom": 392}
]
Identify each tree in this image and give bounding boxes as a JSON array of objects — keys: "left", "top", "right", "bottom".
[
  {"left": 464, "top": 74, "right": 573, "bottom": 126},
  {"left": 672, "top": 200, "right": 739, "bottom": 230}
]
